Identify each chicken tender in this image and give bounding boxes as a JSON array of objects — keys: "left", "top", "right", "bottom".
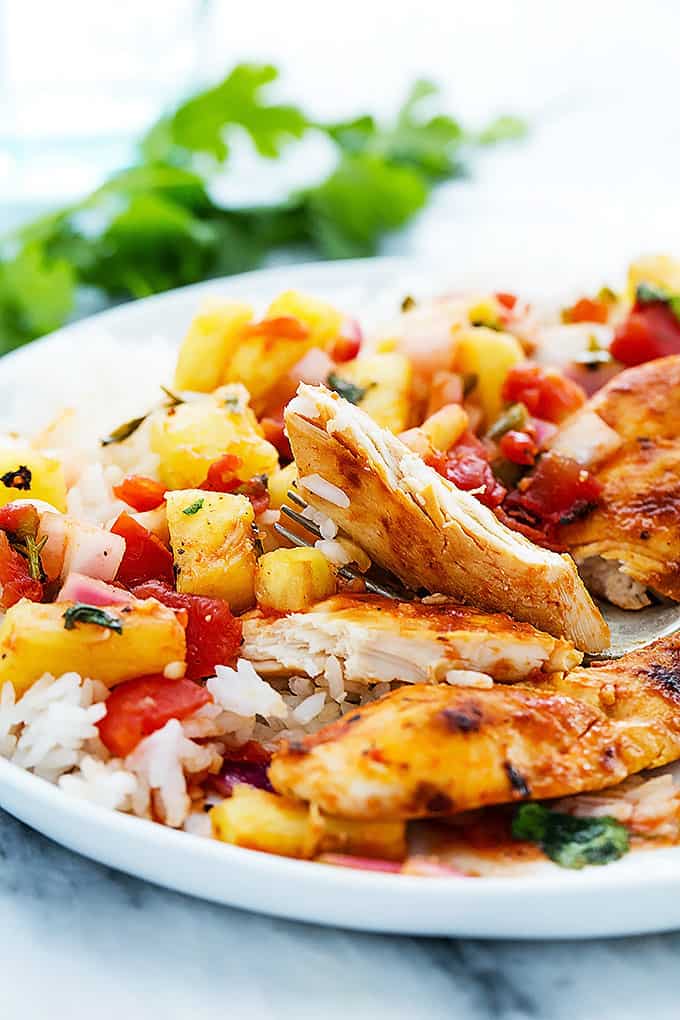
[
  {"left": 269, "top": 631, "right": 680, "bottom": 819},
  {"left": 241, "top": 594, "right": 581, "bottom": 686},
  {"left": 285, "top": 384, "right": 608, "bottom": 652},
  {"left": 558, "top": 356, "right": 680, "bottom": 606}
]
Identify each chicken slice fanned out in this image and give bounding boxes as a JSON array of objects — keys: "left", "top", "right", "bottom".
[
  {"left": 269, "top": 631, "right": 680, "bottom": 820},
  {"left": 556, "top": 356, "right": 680, "bottom": 607},
  {"left": 285, "top": 384, "right": 609, "bottom": 652},
  {"left": 241, "top": 594, "right": 581, "bottom": 686}
]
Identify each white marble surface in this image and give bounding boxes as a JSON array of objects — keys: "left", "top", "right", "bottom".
[{"left": 4, "top": 1, "right": 680, "bottom": 1015}]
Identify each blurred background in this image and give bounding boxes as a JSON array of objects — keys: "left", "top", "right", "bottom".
[{"left": 1, "top": 0, "right": 679, "bottom": 345}]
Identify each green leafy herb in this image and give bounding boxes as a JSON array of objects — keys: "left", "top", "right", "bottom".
[
  {"left": 486, "top": 402, "right": 528, "bottom": 441},
  {"left": 24, "top": 534, "right": 47, "bottom": 582},
  {"left": 0, "top": 465, "right": 32, "bottom": 490},
  {"left": 477, "top": 114, "right": 528, "bottom": 146},
  {"left": 100, "top": 415, "right": 148, "bottom": 447},
  {"left": 326, "top": 372, "right": 368, "bottom": 404},
  {"left": 182, "top": 498, "right": 205, "bottom": 516},
  {"left": 512, "top": 802, "right": 629, "bottom": 870},
  {"left": 634, "top": 282, "right": 680, "bottom": 324},
  {"left": 63, "top": 603, "right": 123, "bottom": 634},
  {"left": 0, "top": 64, "right": 526, "bottom": 353}
]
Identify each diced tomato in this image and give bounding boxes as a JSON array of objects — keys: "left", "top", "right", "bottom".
[
  {"left": 331, "top": 334, "right": 361, "bottom": 362},
  {"left": 563, "top": 297, "right": 609, "bottom": 324},
  {"left": 198, "top": 455, "right": 270, "bottom": 514},
  {"left": 0, "top": 503, "right": 39, "bottom": 540},
  {"left": 132, "top": 580, "right": 243, "bottom": 680},
  {"left": 0, "top": 530, "right": 43, "bottom": 609},
  {"left": 501, "top": 363, "right": 586, "bottom": 423},
  {"left": 242, "top": 316, "right": 310, "bottom": 345},
  {"left": 610, "top": 300, "right": 680, "bottom": 366},
  {"left": 260, "top": 413, "right": 292, "bottom": 462},
  {"left": 502, "top": 452, "right": 601, "bottom": 547},
  {"left": 97, "top": 674, "right": 211, "bottom": 758},
  {"left": 238, "top": 476, "right": 270, "bottom": 516},
  {"left": 111, "top": 512, "right": 174, "bottom": 588},
  {"left": 199, "top": 453, "right": 243, "bottom": 493},
  {"left": 499, "top": 430, "right": 537, "bottom": 466},
  {"left": 429, "top": 432, "right": 506, "bottom": 509},
  {"left": 113, "top": 475, "right": 167, "bottom": 512},
  {"left": 496, "top": 292, "right": 517, "bottom": 311}
]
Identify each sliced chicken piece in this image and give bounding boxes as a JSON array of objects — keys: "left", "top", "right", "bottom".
[
  {"left": 241, "top": 594, "right": 581, "bottom": 686},
  {"left": 269, "top": 631, "right": 680, "bottom": 820},
  {"left": 285, "top": 384, "right": 609, "bottom": 652},
  {"left": 557, "top": 356, "right": 680, "bottom": 606}
]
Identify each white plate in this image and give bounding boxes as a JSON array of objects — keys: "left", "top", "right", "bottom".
[{"left": 0, "top": 255, "right": 678, "bottom": 939}]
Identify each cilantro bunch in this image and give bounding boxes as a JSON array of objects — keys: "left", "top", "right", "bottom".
[{"left": 0, "top": 64, "right": 525, "bottom": 353}]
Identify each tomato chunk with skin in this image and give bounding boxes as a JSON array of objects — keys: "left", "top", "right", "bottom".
[
  {"left": 132, "top": 580, "right": 243, "bottom": 680},
  {"left": 0, "top": 503, "right": 39, "bottom": 540},
  {"left": 502, "top": 452, "right": 602, "bottom": 548},
  {"left": 111, "top": 512, "right": 174, "bottom": 588},
  {"left": 199, "top": 455, "right": 270, "bottom": 514},
  {"left": 97, "top": 674, "right": 211, "bottom": 757},
  {"left": 0, "top": 531, "right": 43, "bottom": 609},
  {"left": 113, "top": 475, "right": 167, "bottom": 512},
  {"left": 502, "top": 363, "right": 586, "bottom": 423},
  {"left": 241, "top": 316, "right": 310, "bottom": 344},
  {"left": 260, "top": 413, "right": 292, "bottom": 462},
  {"left": 429, "top": 432, "right": 506, "bottom": 509},
  {"left": 500, "top": 429, "right": 537, "bottom": 466},
  {"left": 610, "top": 301, "right": 680, "bottom": 366},
  {"left": 563, "top": 297, "right": 608, "bottom": 324}
]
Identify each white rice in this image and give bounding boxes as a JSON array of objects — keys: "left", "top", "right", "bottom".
[{"left": 299, "top": 473, "right": 350, "bottom": 508}]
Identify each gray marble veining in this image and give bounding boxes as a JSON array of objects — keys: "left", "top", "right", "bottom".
[{"left": 1, "top": 809, "right": 678, "bottom": 1020}]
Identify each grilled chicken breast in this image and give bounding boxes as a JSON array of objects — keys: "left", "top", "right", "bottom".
[
  {"left": 242, "top": 594, "right": 581, "bottom": 685},
  {"left": 285, "top": 384, "right": 609, "bottom": 652},
  {"left": 269, "top": 631, "right": 680, "bottom": 820},
  {"left": 558, "top": 356, "right": 680, "bottom": 607}
]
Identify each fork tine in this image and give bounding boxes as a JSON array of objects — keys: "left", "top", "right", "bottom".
[
  {"left": 280, "top": 503, "right": 321, "bottom": 536},
  {"left": 273, "top": 520, "right": 405, "bottom": 600},
  {"left": 286, "top": 489, "right": 307, "bottom": 508}
]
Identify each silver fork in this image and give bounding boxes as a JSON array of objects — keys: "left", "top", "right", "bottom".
[
  {"left": 273, "top": 490, "right": 407, "bottom": 600},
  {"left": 275, "top": 493, "right": 678, "bottom": 661}
]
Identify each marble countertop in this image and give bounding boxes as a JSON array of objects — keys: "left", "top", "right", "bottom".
[
  {"left": 3, "top": 807, "right": 680, "bottom": 1020},
  {"left": 5, "top": 1, "right": 680, "bottom": 1015}
]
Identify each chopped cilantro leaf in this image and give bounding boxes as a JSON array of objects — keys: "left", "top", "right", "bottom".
[
  {"left": 183, "top": 498, "right": 205, "bottom": 516},
  {"left": 512, "top": 802, "right": 629, "bottom": 870},
  {"left": 326, "top": 372, "right": 368, "bottom": 404},
  {"left": 63, "top": 604, "right": 123, "bottom": 634}
]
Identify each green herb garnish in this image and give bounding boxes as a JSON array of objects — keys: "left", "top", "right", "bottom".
[
  {"left": 486, "top": 402, "right": 528, "bottom": 441},
  {"left": 63, "top": 604, "right": 123, "bottom": 634},
  {"left": 100, "top": 415, "right": 148, "bottom": 447},
  {"left": 0, "top": 65, "right": 525, "bottom": 354},
  {"left": 182, "top": 498, "right": 205, "bottom": 515},
  {"left": 24, "top": 534, "right": 47, "bottom": 582},
  {"left": 512, "top": 802, "right": 629, "bottom": 870},
  {"left": 326, "top": 372, "right": 368, "bottom": 404}
]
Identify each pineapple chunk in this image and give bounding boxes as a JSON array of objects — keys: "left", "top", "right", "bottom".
[
  {"left": 174, "top": 299, "right": 253, "bottom": 392},
  {"left": 627, "top": 255, "right": 680, "bottom": 301},
  {"left": 454, "top": 326, "right": 525, "bottom": 427},
  {"left": 0, "top": 598, "right": 186, "bottom": 697},
  {"left": 267, "top": 462, "right": 298, "bottom": 510},
  {"left": 255, "top": 547, "right": 336, "bottom": 612},
  {"left": 337, "top": 352, "right": 413, "bottom": 432},
  {"left": 150, "top": 385, "right": 279, "bottom": 490},
  {"left": 467, "top": 295, "right": 503, "bottom": 330},
  {"left": 211, "top": 786, "right": 406, "bottom": 860},
  {"left": 420, "top": 403, "right": 469, "bottom": 451},
  {"left": 166, "top": 489, "right": 256, "bottom": 613},
  {"left": 222, "top": 290, "right": 344, "bottom": 413},
  {"left": 0, "top": 448, "right": 67, "bottom": 512}
]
